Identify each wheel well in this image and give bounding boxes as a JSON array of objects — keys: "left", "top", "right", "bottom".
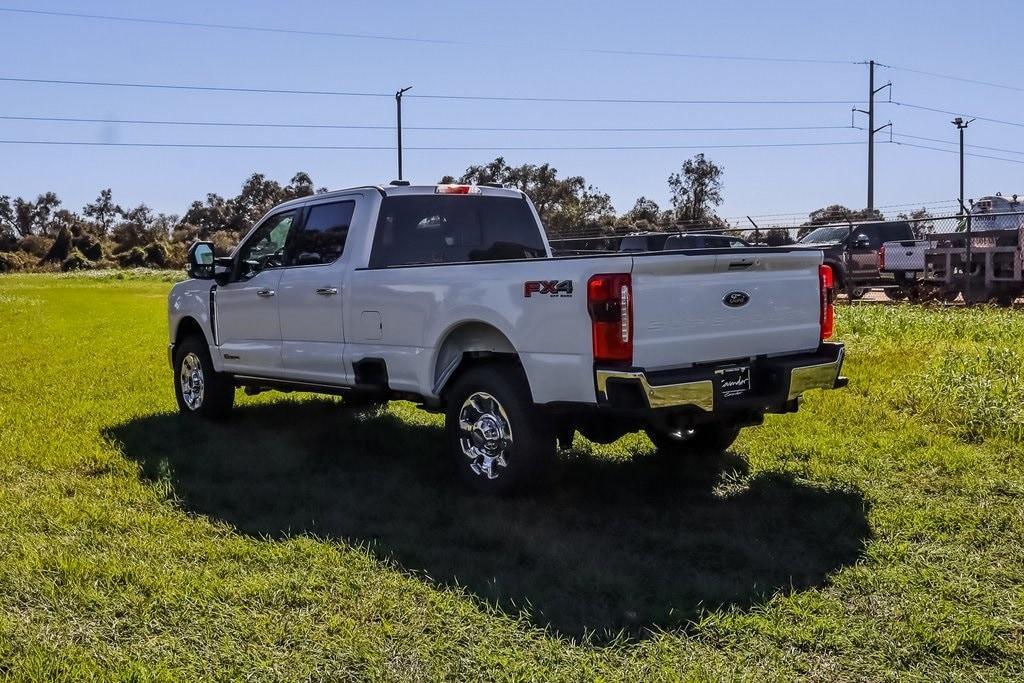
[
  {"left": 433, "top": 322, "right": 519, "bottom": 398},
  {"left": 174, "top": 316, "right": 206, "bottom": 347}
]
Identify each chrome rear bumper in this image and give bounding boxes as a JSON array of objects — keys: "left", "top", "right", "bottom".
[{"left": 595, "top": 343, "right": 846, "bottom": 412}]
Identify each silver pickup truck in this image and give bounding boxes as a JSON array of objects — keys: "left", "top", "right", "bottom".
[{"left": 169, "top": 182, "right": 846, "bottom": 493}]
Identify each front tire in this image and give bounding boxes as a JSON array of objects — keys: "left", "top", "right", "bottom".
[
  {"left": 645, "top": 422, "right": 741, "bottom": 457},
  {"left": 173, "top": 334, "right": 235, "bottom": 419},
  {"left": 444, "top": 363, "right": 555, "bottom": 495},
  {"left": 849, "top": 287, "right": 868, "bottom": 300}
]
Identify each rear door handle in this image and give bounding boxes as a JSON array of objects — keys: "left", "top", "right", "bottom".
[
  {"left": 256, "top": 288, "right": 275, "bottom": 298},
  {"left": 316, "top": 287, "right": 338, "bottom": 296}
]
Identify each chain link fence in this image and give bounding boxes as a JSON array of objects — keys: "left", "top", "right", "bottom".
[{"left": 546, "top": 210, "right": 1024, "bottom": 306}]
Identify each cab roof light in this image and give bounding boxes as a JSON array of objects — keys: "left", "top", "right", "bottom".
[{"left": 435, "top": 184, "right": 481, "bottom": 195}]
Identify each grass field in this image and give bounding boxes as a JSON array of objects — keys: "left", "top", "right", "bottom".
[{"left": 1, "top": 272, "right": 1023, "bottom": 681}]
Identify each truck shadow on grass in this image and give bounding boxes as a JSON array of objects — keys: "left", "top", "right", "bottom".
[{"left": 106, "top": 399, "right": 870, "bottom": 642}]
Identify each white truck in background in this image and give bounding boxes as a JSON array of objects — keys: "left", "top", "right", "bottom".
[
  {"left": 879, "top": 238, "right": 935, "bottom": 299},
  {"left": 168, "top": 182, "right": 846, "bottom": 493}
]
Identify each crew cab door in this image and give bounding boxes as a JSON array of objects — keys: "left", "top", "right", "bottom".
[
  {"left": 277, "top": 198, "right": 357, "bottom": 384},
  {"left": 848, "top": 224, "right": 881, "bottom": 280},
  {"left": 216, "top": 209, "right": 300, "bottom": 375}
]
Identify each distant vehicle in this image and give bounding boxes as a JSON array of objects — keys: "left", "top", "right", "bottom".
[
  {"left": 920, "top": 196, "right": 1024, "bottom": 305},
  {"left": 168, "top": 183, "right": 846, "bottom": 494},
  {"left": 618, "top": 232, "right": 749, "bottom": 252},
  {"left": 879, "top": 238, "right": 936, "bottom": 300},
  {"left": 796, "top": 221, "right": 916, "bottom": 299}
]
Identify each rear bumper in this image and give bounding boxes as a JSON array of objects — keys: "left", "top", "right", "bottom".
[{"left": 595, "top": 342, "right": 846, "bottom": 413}]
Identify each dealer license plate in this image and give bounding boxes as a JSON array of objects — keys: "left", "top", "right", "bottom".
[{"left": 716, "top": 365, "right": 751, "bottom": 399}]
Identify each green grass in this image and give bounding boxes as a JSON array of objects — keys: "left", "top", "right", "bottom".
[{"left": 1, "top": 272, "right": 1023, "bottom": 681}]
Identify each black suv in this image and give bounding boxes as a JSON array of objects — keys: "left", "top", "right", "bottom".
[{"left": 797, "top": 221, "right": 915, "bottom": 297}]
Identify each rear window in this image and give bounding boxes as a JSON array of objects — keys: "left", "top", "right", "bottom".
[
  {"left": 879, "top": 221, "right": 915, "bottom": 240},
  {"left": 619, "top": 236, "right": 650, "bottom": 252},
  {"left": 369, "top": 195, "right": 547, "bottom": 268}
]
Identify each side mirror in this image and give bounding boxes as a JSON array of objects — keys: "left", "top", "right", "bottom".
[
  {"left": 853, "top": 234, "right": 871, "bottom": 249},
  {"left": 187, "top": 242, "right": 216, "bottom": 279}
]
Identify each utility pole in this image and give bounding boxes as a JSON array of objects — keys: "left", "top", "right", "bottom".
[
  {"left": 953, "top": 117, "right": 975, "bottom": 305},
  {"left": 952, "top": 117, "right": 974, "bottom": 216},
  {"left": 395, "top": 86, "right": 412, "bottom": 180},
  {"left": 853, "top": 60, "right": 891, "bottom": 211}
]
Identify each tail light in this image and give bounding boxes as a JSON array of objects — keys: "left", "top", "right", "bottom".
[
  {"left": 878, "top": 244, "right": 886, "bottom": 270},
  {"left": 588, "top": 273, "right": 632, "bottom": 363},
  {"left": 819, "top": 264, "right": 835, "bottom": 340},
  {"left": 435, "top": 184, "right": 481, "bottom": 195}
]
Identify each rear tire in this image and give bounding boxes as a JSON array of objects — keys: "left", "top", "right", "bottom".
[
  {"left": 444, "top": 363, "right": 555, "bottom": 495},
  {"left": 883, "top": 288, "right": 907, "bottom": 301},
  {"left": 173, "top": 334, "right": 235, "bottom": 419},
  {"left": 995, "top": 289, "right": 1020, "bottom": 307},
  {"left": 849, "top": 287, "right": 868, "bottom": 300},
  {"left": 645, "top": 422, "right": 741, "bottom": 457}
]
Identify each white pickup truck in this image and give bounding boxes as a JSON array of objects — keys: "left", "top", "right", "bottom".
[{"left": 169, "top": 182, "right": 846, "bottom": 493}]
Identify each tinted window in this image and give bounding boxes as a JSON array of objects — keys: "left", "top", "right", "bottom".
[
  {"left": 855, "top": 225, "right": 884, "bottom": 249},
  {"left": 619, "top": 236, "right": 650, "bottom": 252},
  {"left": 235, "top": 210, "right": 299, "bottom": 279},
  {"left": 369, "top": 195, "right": 546, "bottom": 267},
  {"left": 879, "top": 221, "right": 915, "bottom": 241},
  {"left": 290, "top": 201, "right": 355, "bottom": 266},
  {"left": 664, "top": 235, "right": 700, "bottom": 249},
  {"left": 799, "top": 226, "right": 850, "bottom": 244}
]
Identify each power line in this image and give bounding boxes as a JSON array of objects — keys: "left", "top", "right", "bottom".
[
  {"left": 853, "top": 124, "right": 1024, "bottom": 156},
  {"left": 0, "top": 6, "right": 862, "bottom": 65},
  {"left": 0, "top": 114, "right": 855, "bottom": 133},
  {"left": 0, "top": 139, "right": 865, "bottom": 151},
  {"left": 889, "top": 140, "right": 1024, "bottom": 165},
  {"left": 889, "top": 100, "right": 1024, "bottom": 130},
  {"left": 0, "top": 76, "right": 391, "bottom": 99},
  {"left": 0, "top": 76, "right": 864, "bottom": 105},
  {"left": 890, "top": 131, "right": 1024, "bottom": 157},
  {"left": 877, "top": 62, "right": 1024, "bottom": 94}
]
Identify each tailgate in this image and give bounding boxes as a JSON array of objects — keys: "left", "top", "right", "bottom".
[
  {"left": 630, "top": 249, "right": 823, "bottom": 370},
  {"left": 881, "top": 240, "right": 929, "bottom": 272}
]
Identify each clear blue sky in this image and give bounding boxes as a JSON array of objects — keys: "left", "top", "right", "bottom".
[{"left": 1, "top": 0, "right": 1022, "bottom": 224}]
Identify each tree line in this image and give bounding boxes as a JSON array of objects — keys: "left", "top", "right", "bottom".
[{"left": 0, "top": 154, "right": 922, "bottom": 273}]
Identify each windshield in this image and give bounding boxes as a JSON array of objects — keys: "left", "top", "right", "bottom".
[{"left": 799, "top": 226, "right": 849, "bottom": 244}]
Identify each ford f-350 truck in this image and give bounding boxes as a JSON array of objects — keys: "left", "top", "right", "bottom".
[{"left": 169, "top": 183, "right": 846, "bottom": 493}]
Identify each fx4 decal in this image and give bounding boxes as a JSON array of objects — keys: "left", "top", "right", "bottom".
[{"left": 524, "top": 280, "right": 574, "bottom": 298}]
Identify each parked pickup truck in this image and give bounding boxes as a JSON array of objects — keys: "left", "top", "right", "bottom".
[
  {"left": 878, "top": 238, "right": 935, "bottom": 300},
  {"left": 169, "top": 183, "right": 847, "bottom": 493},
  {"left": 796, "top": 220, "right": 916, "bottom": 299}
]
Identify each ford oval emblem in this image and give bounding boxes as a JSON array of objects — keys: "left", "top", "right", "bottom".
[{"left": 723, "top": 291, "right": 750, "bottom": 307}]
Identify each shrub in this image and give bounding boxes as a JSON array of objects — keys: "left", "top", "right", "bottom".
[
  {"left": 210, "top": 230, "right": 238, "bottom": 256},
  {"left": 42, "top": 226, "right": 73, "bottom": 263},
  {"left": 72, "top": 233, "right": 104, "bottom": 261},
  {"left": 117, "top": 246, "right": 148, "bottom": 268},
  {"left": 60, "top": 248, "right": 94, "bottom": 272},
  {"left": 0, "top": 250, "right": 34, "bottom": 273},
  {"left": 163, "top": 241, "right": 187, "bottom": 269},
  {"left": 143, "top": 242, "right": 170, "bottom": 268},
  {"left": 17, "top": 235, "right": 54, "bottom": 258}
]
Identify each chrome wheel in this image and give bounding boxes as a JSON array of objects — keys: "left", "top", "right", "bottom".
[
  {"left": 179, "top": 352, "right": 205, "bottom": 411},
  {"left": 458, "top": 391, "right": 513, "bottom": 480},
  {"left": 662, "top": 428, "right": 696, "bottom": 442}
]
